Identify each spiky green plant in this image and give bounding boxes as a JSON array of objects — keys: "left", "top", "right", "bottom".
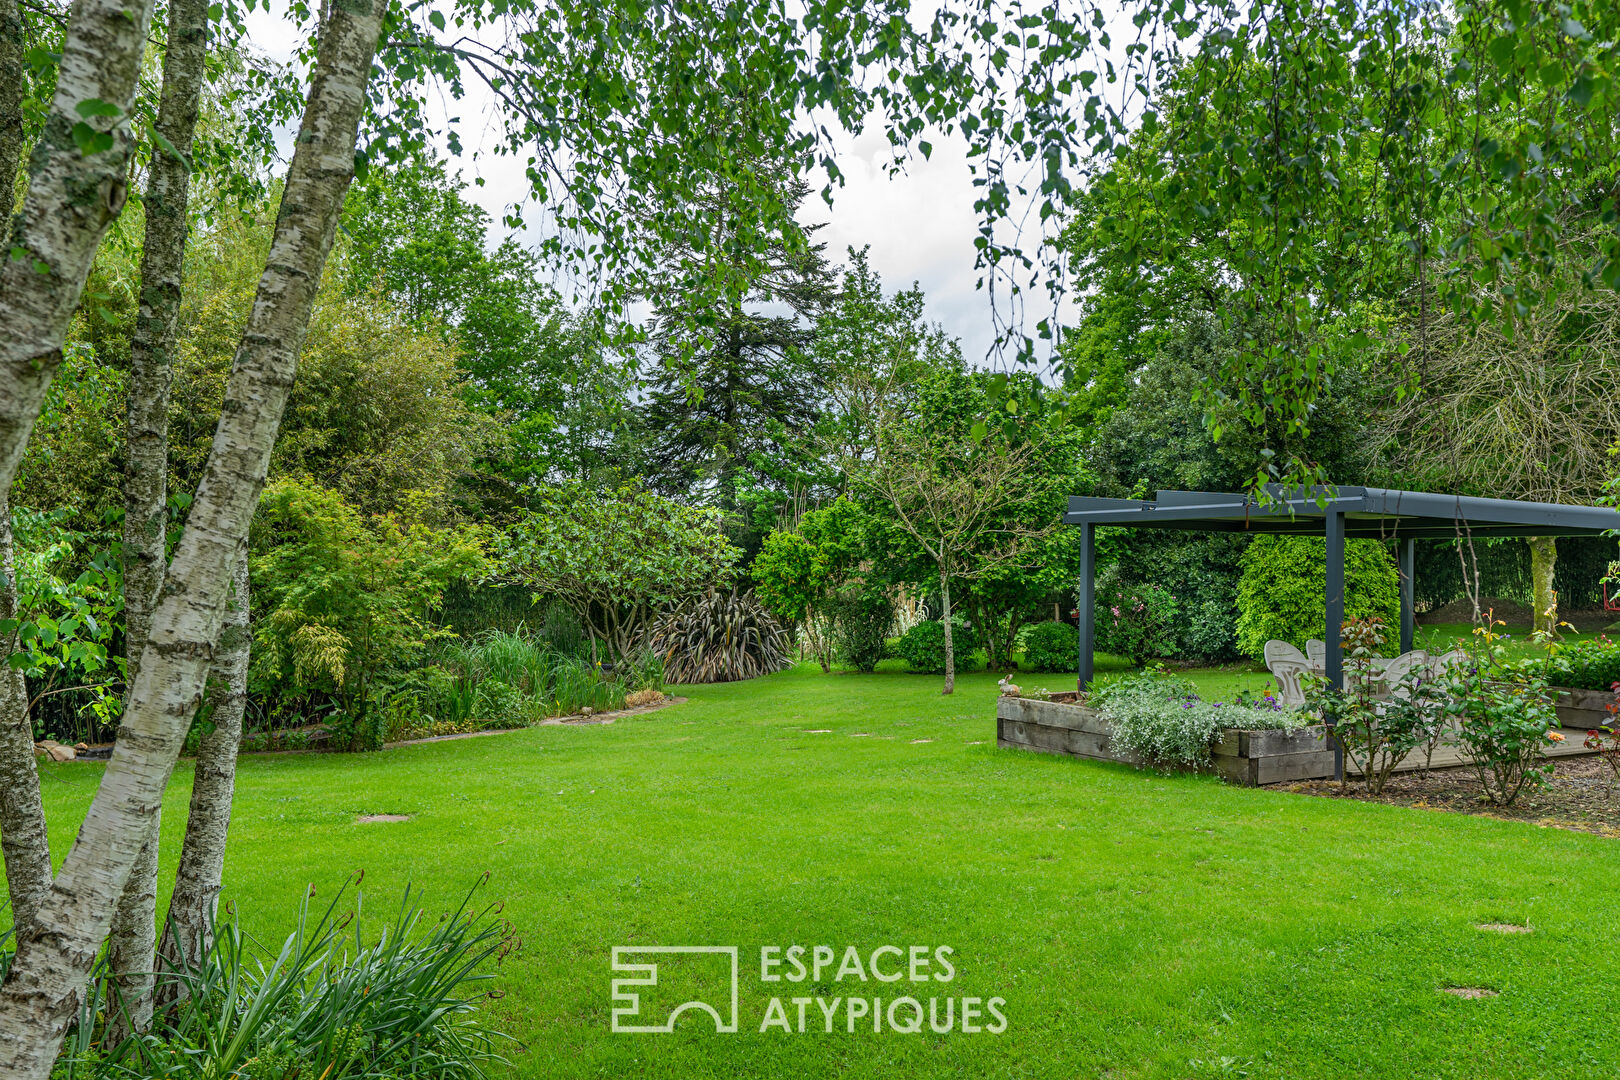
[{"left": 649, "top": 589, "right": 790, "bottom": 684}]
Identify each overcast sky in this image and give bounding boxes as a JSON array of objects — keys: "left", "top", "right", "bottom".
[{"left": 244, "top": 8, "right": 1102, "bottom": 366}]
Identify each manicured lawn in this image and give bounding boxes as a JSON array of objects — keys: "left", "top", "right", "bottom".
[{"left": 30, "top": 663, "right": 1620, "bottom": 1079}]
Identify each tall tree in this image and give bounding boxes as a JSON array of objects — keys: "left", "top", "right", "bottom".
[
  {"left": 638, "top": 175, "right": 836, "bottom": 547},
  {"left": 107, "top": 0, "right": 213, "bottom": 1036},
  {"left": 0, "top": 0, "right": 157, "bottom": 944},
  {"left": 0, "top": 0, "right": 386, "bottom": 1066}
]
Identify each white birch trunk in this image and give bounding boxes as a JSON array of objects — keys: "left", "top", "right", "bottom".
[
  {"left": 106, "top": 0, "right": 213, "bottom": 1034},
  {"left": 154, "top": 552, "right": 249, "bottom": 1008},
  {"left": 0, "top": 3, "right": 386, "bottom": 1071},
  {"left": 0, "top": 0, "right": 155, "bottom": 493},
  {"left": 939, "top": 568, "right": 955, "bottom": 696},
  {"left": 0, "top": 0, "right": 155, "bottom": 950},
  {"left": 0, "top": 0, "right": 23, "bottom": 202},
  {"left": 0, "top": 493, "right": 52, "bottom": 933}
]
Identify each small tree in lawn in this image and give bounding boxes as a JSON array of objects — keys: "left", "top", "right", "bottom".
[
  {"left": 853, "top": 368, "right": 1060, "bottom": 694},
  {"left": 502, "top": 484, "right": 739, "bottom": 664}
]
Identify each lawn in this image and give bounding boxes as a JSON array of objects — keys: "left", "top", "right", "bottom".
[{"left": 31, "top": 663, "right": 1620, "bottom": 1079}]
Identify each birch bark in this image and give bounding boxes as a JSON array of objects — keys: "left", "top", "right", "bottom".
[
  {"left": 106, "top": 0, "right": 213, "bottom": 1035},
  {"left": 154, "top": 552, "right": 249, "bottom": 1008},
  {"left": 0, "top": 2, "right": 386, "bottom": 1070},
  {"left": 0, "top": 0, "right": 157, "bottom": 948},
  {"left": 0, "top": 0, "right": 23, "bottom": 202}
]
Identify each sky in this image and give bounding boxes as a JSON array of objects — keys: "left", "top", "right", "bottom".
[{"left": 242, "top": 7, "right": 1108, "bottom": 367}]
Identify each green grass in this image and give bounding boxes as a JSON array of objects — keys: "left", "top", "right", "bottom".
[{"left": 29, "top": 663, "right": 1620, "bottom": 1079}]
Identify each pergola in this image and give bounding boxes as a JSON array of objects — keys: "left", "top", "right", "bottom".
[{"left": 1066, "top": 486, "right": 1620, "bottom": 697}]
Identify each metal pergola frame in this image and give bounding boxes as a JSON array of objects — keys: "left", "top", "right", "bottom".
[{"left": 1067, "top": 486, "right": 1620, "bottom": 725}]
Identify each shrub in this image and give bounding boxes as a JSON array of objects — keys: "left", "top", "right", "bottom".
[
  {"left": 1234, "top": 535, "right": 1400, "bottom": 660},
  {"left": 252, "top": 480, "right": 490, "bottom": 747},
  {"left": 1093, "top": 564, "right": 1180, "bottom": 664},
  {"left": 1441, "top": 618, "right": 1562, "bottom": 806},
  {"left": 1020, "top": 621, "right": 1076, "bottom": 673},
  {"left": 1304, "top": 617, "right": 1443, "bottom": 793},
  {"left": 649, "top": 589, "right": 791, "bottom": 683},
  {"left": 1546, "top": 638, "right": 1620, "bottom": 691},
  {"left": 74, "top": 877, "right": 511, "bottom": 1080},
  {"left": 1094, "top": 671, "right": 1308, "bottom": 771},
  {"left": 826, "top": 589, "right": 894, "bottom": 672},
  {"left": 897, "top": 619, "right": 981, "bottom": 674}
]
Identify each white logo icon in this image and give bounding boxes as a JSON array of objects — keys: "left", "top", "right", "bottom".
[{"left": 610, "top": 946, "right": 739, "bottom": 1033}]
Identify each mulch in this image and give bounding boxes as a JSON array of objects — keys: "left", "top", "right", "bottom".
[{"left": 1273, "top": 755, "right": 1620, "bottom": 837}]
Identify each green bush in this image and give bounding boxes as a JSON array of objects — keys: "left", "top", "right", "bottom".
[
  {"left": 827, "top": 589, "right": 894, "bottom": 672},
  {"left": 1020, "top": 621, "right": 1076, "bottom": 673},
  {"left": 1093, "top": 564, "right": 1181, "bottom": 664},
  {"left": 1234, "top": 535, "right": 1400, "bottom": 660},
  {"left": 897, "top": 619, "right": 981, "bottom": 674},
  {"left": 1547, "top": 638, "right": 1620, "bottom": 691}
]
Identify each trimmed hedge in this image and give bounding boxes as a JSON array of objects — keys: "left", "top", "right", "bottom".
[
  {"left": 1234, "top": 535, "right": 1400, "bottom": 660},
  {"left": 1020, "top": 621, "right": 1076, "bottom": 673},
  {"left": 897, "top": 619, "right": 981, "bottom": 674}
]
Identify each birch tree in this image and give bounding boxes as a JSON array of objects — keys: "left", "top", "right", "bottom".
[
  {"left": 0, "top": 0, "right": 387, "bottom": 1068},
  {"left": 0, "top": 0, "right": 158, "bottom": 941},
  {"left": 104, "top": 0, "right": 214, "bottom": 1035}
]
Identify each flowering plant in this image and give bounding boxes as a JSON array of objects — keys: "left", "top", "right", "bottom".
[
  {"left": 1440, "top": 613, "right": 1561, "bottom": 806},
  {"left": 1581, "top": 681, "right": 1620, "bottom": 789}
]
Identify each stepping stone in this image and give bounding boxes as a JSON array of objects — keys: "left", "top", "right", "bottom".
[
  {"left": 356, "top": 813, "right": 411, "bottom": 824},
  {"left": 850, "top": 733, "right": 870, "bottom": 738},
  {"left": 1475, "top": 923, "right": 1532, "bottom": 934},
  {"left": 805, "top": 729, "right": 832, "bottom": 734},
  {"left": 1440, "top": 987, "right": 1498, "bottom": 998},
  {"left": 910, "top": 738, "right": 934, "bottom": 744}
]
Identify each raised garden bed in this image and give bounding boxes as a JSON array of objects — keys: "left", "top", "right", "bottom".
[
  {"left": 996, "top": 695, "right": 1334, "bottom": 787},
  {"left": 1553, "top": 686, "right": 1617, "bottom": 730}
]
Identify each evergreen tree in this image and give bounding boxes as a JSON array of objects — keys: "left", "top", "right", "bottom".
[{"left": 637, "top": 175, "right": 838, "bottom": 550}]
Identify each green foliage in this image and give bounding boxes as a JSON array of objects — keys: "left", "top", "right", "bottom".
[
  {"left": 1303, "top": 618, "right": 1441, "bottom": 794},
  {"left": 252, "top": 480, "right": 489, "bottom": 746},
  {"left": 500, "top": 483, "right": 739, "bottom": 663},
  {"left": 4, "top": 508, "right": 124, "bottom": 739},
  {"left": 825, "top": 589, "right": 894, "bottom": 673},
  {"left": 1095, "top": 671, "right": 1308, "bottom": 771},
  {"left": 1546, "top": 638, "right": 1620, "bottom": 692},
  {"left": 80, "top": 877, "right": 511, "bottom": 1080},
  {"left": 1441, "top": 621, "right": 1562, "bottom": 806},
  {"left": 752, "top": 501, "right": 872, "bottom": 675},
  {"left": 896, "top": 619, "right": 981, "bottom": 676},
  {"left": 650, "top": 590, "right": 791, "bottom": 684},
  {"left": 340, "top": 160, "right": 632, "bottom": 494},
  {"left": 1094, "top": 565, "right": 1181, "bottom": 666},
  {"left": 427, "top": 629, "right": 648, "bottom": 727},
  {"left": 1235, "top": 536, "right": 1400, "bottom": 661},
  {"left": 1019, "top": 621, "right": 1076, "bottom": 674}
]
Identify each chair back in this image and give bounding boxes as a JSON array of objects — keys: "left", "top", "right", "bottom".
[{"left": 1264, "top": 640, "right": 1308, "bottom": 669}]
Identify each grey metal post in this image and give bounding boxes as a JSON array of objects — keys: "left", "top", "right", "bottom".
[
  {"left": 1078, "top": 522, "right": 1094, "bottom": 692},
  {"left": 1325, "top": 509, "right": 1345, "bottom": 781},
  {"left": 1399, "top": 537, "right": 1415, "bottom": 654}
]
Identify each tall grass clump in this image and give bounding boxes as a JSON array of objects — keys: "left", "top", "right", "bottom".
[
  {"left": 53, "top": 875, "right": 512, "bottom": 1080},
  {"left": 427, "top": 626, "right": 662, "bottom": 727}
]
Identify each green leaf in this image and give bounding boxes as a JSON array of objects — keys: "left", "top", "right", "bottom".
[{"left": 74, "top": 98, "right": 122, "bottom": 120}]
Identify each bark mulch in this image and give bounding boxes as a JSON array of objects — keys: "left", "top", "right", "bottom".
[{"left": 1272, "top": 756, "right": 1620, "bottom": 838}]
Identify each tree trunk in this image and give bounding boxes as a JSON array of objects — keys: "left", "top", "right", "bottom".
[
  {"left": 0, "top": 3, "right": 386, "bottom": 1071},
  {"left": 1529, "top": 536, "right": 1557, "bottom": 638},
  {"left": 0, "top": 0, "right": 24, "bottom": 203},
  {"left": 0, "top": 0, "right": 154, "bottom": 494},
  {"left": 105, "top": 0, "right": 213, "bottom": 1034},
  {"left": 0, "top": 494, "right": 52, "bottom": 934},
  {"left": 154, "top": 552, "right": 248, "bottom": 1009},
  {"left": 939, "top": 568, "right": 955, "bottom": 695}
]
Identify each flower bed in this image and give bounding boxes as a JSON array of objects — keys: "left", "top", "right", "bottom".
[{"left": 995, "top": 696, "right": 1335, "bottom": 787}]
